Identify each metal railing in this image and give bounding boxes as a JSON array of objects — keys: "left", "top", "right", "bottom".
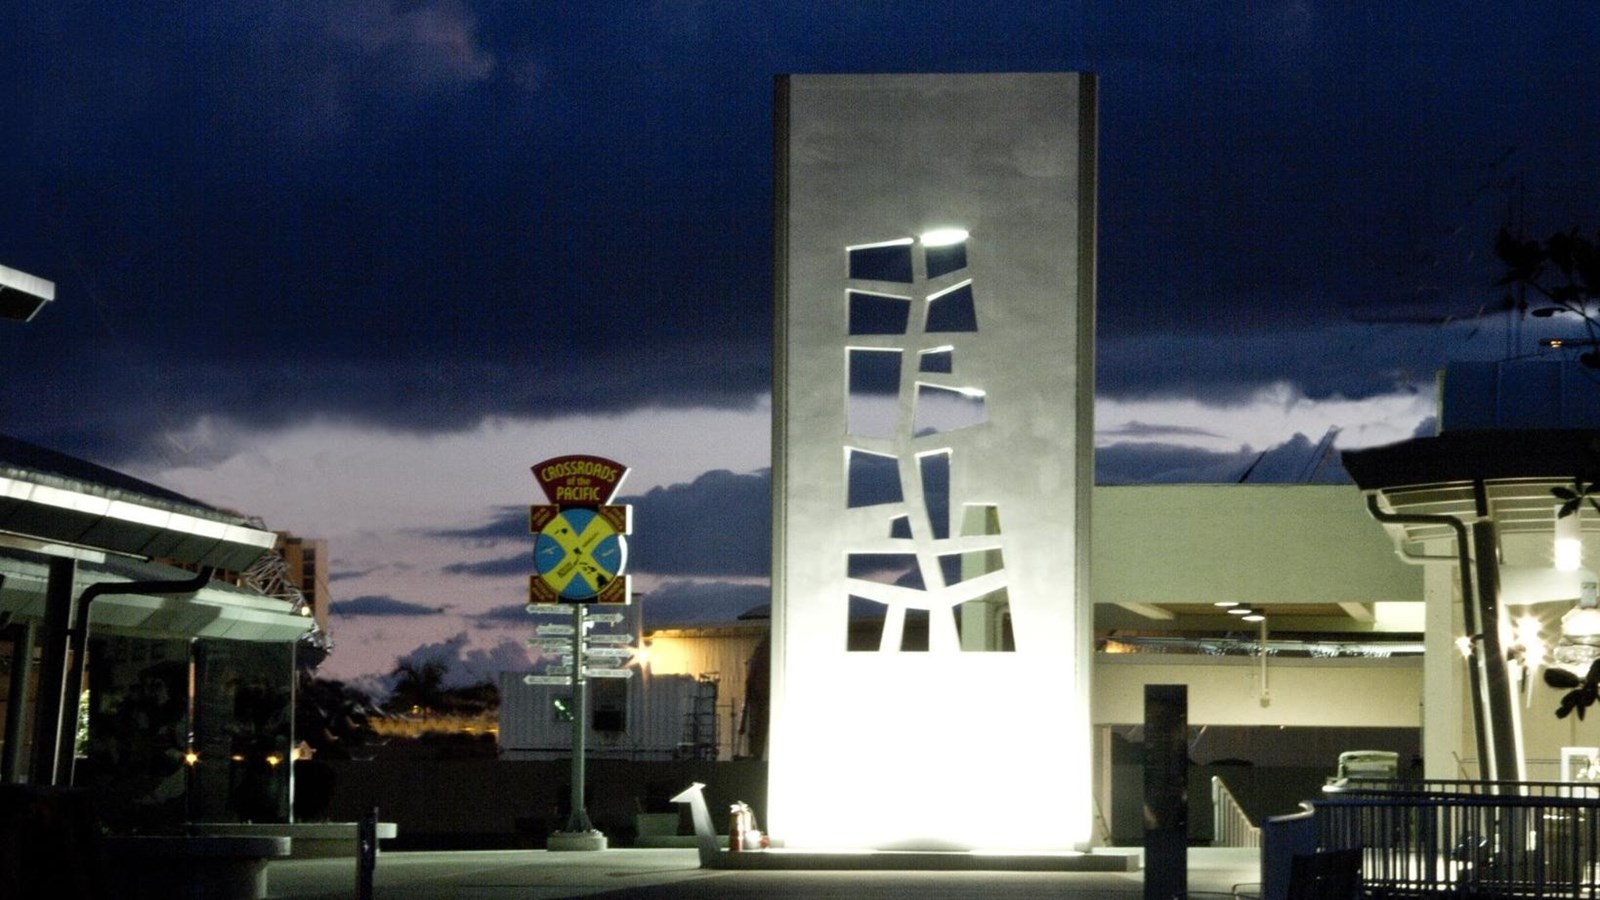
[
  {"left": 1313, "top": 780, "right": 1600, "bottom": 898},
  {"left": 1213, "top": 775, "right": 1262, "bottom": 849},
  {"left": 1331, "top": 778, "right": 1599, "bottom": 801}
]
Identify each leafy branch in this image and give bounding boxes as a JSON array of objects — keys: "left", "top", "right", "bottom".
[
  {"left": 1497, "top": 227, "right": 1600, "bottom": 367},
  {"left": 1546, "top": 659, "right": 1600, "bottom": 720},
  {"left": 1552, "top": 478, "right": 1600, "bottom": 519}
]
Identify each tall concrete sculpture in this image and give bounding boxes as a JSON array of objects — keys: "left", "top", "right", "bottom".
[{"left": 770, "top": 73, "right": 1098, "bottom": 850}]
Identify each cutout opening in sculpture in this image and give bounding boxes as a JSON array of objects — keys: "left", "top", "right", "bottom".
[{"left": 848, "top": 239, "right": 915, "bottom": 283}]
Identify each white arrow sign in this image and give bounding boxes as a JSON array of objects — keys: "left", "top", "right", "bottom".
[
  {"left": 522, "top": 674, "right": 572, "bottom": 686},
  {"left": 583, "top": 667, "right": 634, "bottom": 679},
  {"left": 536, "top": 624, "right": 576, "bottom": 636},
  {"left": 585, "top": 633, "right": 633, "bottom": 644},
  {"left": 525, "top": 603, "right": 573, "bottom": 616},
  {"left": 586, "top": 612, "right": 626, "bottom": 624},
  {"left": 582, "top": 646, "right": 633, "bottom": 659},
  {"left": 526, "top": 638, "right": 575, "bottom": 651},
  {"left": 545, "top": 665, "right": 573, "bottom": 676}
]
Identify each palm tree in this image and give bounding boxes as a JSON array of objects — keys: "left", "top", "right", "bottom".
[{"left": 386, "top": 661, "right": 447, "bottom": 717}]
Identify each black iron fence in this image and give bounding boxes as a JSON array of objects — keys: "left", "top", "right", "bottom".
[{"left": 1312, "top": 780, "right": 1600, "bottom": 898}]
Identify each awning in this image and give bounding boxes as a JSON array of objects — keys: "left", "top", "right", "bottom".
[{"left": 0, "top": 550, "right": 313, "bottom": 643}]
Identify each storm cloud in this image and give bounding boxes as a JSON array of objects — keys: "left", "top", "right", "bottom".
[
  {"left": 5, "top": 5, "right": 1597, "bottom": 467},
  {"left": 330, "top": 595, "right": 445, "bottom": 617}
]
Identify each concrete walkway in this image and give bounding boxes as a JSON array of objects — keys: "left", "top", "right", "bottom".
[{"left": 267, "top": 847, "right": 1260, "bottom": 899}]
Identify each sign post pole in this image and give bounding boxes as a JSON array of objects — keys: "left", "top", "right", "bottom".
[{"left": 565, "top": 602, "right": 593, "bottom": 834}]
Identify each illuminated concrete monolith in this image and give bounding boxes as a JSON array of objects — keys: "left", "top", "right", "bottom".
[{"left": 770, "top": 72, "right": 1098, "bottom": 850}]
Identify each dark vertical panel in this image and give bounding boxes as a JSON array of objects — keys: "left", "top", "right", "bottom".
[
  {"left": 195, "top": 640, "right": 293, "bottom": 822},
  {"left": 1144, "top": 683, "right": 1187, "bottom": 900},
  {"left": 2, "top": 621, "right": 36, "bottom": 782},
  {"left": 81, "top": 635, "right": 189, "bottom": 830}
]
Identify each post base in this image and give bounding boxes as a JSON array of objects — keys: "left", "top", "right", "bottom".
[{"left": 547, "top": 830, "right": 608, "bottom": 852}]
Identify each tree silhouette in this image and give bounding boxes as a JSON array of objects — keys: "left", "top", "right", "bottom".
[
  {"left": 296, "top": 674, "right": 377, "bottom": 758},
  {"left": 382, "top": 661, "right": 498, "bottom": 718},
  {"left": 386, "top": 660, "right": 447, "bottom": 716},
  {"left": 1496, "top": 226, "right": 1600, "bottom": 367}
]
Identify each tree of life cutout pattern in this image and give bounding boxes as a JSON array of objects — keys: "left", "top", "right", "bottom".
[{"left": 843, "top": 233, "right": 1011, "bottom": 652}]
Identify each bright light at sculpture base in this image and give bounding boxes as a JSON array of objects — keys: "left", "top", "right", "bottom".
[{"left": 767, "top": 652, "right": 1089, "bottom": 850}]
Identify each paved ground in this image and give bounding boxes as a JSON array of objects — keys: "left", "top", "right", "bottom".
[{"left": 267, "top": 847, "right": 1260, "bottom": 899}]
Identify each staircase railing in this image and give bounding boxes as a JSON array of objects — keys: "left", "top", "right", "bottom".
[{"left": 1213, "top": 775, "right": 1262, "bottom": 848}]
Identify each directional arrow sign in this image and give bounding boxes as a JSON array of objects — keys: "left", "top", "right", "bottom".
[
  {"left": 536, "top": 624, "right": 576, "bottom": 637},
  {"left": 545, "top": 665, "right": 573, "bottom": 676},
  {"left": 583, "top": 667, "right": 633, "bottom": 679},
  {"left": 527, "top": 638, "right": 575, "bottom": 651},
  {"left": 586, "top": 612, "right": 626, "bottom": 624},
  {"left": 582, "top": 646, "right": 633, "bottom": 659},
  {"left": 585, "top": 633, "right": 633, "bottom": 644},
  {"left": 525, "top": 603, "right": 572, "bottom": 616},
  {"left": 522, "top": 675, "right": 572, "bottom": 686}
]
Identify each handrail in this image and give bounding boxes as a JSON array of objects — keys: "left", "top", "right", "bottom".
[
  {"left": 1211, "top": 775, "right": 1261, "bottom": 848},
  {"left": 1327, "top": 777, "right": 1600, "bottom": 800},
  {"left": 1309, "top": 785, "right": 1600, "bottom": 899}
]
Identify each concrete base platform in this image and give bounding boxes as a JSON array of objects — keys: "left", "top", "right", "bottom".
[
  {"left": 266, "top": 846, "right": 1263, "bottom": 899},
  {"left": 633, "top": 834, "right": 729, "bottom": 849},
  {"left": 105, "top": 835, "right": 291, "bottom": 900},
  {"left": 191, "top": 821, "right": 399, "bottom": 858},
  {"left": 548, "top": 830, "right": 609, "bottom": 851},
  {"left": 707, "top": 849, "right": 1142, "bottom": 872}
]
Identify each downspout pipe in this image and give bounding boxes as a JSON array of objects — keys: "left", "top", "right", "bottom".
[
  {"left": 1364, "top": 495, "right": 1493, "bottom": 782},
  {"left": 58, "top": 566, "right": 215, "bottom": 784}
]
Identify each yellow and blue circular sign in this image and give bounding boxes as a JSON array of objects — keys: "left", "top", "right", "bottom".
[{"left": 532, "top": 507, "right": 627, "bottom": 601}]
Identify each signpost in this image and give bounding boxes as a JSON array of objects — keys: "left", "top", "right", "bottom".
[
  {"left": 527, "top": 455, "right": 636, "bottom": 853},
  {"left": 581, "top": 646, "right": 633, "bottom": 659}
]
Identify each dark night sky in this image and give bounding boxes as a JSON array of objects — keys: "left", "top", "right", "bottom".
[{"left": 3, "top": 2, "right": 1598, "bottom": 681}]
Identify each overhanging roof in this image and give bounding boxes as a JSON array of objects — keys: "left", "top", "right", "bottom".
[
  {"left": 1341, "top": 429, "right": 1600, "bottom": 545},
  {"left": 0, "top": 263, "right": 54, "bottom": 322},
  {"left": 0, "top": 550, "right": 312, "bottom": 642},
  {"left": 0, "top": 434, "right": 276, "bottom": 570},
  {"left": 1342, "top": 429, "right": 1600, "bottom": 491}
]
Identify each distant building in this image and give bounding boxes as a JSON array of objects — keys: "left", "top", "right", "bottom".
[{"left": 272, "top": 532, "right": 330, "bottom": 637}]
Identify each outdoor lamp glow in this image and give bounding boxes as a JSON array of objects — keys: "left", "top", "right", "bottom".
[
  {"left": 1556, "top": 508, "right": 1583, "bottom": 572},
  {"left": 1516, "top": 615, "right": 1548, "bottom": 672}
]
